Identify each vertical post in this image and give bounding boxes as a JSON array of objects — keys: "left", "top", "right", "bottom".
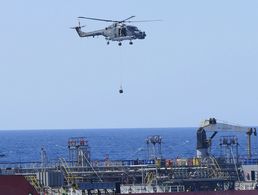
[
  {"left": 236, "top": 138, "right": 239, "bottom": 164},
  {"left": 247, "top": 128, "right": 252, "bottom": 160},
  {"left": 141, "top": 166, "right": 144, "bottom": 186},
  {"left": 247, "top": 133, "right": 251, "bottom": 160},
  {"left": 155, "top": 166, "right": 158, "bottom": 186}
]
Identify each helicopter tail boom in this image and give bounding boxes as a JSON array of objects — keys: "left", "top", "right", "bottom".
[
  {"left": 74, "top": 27, "right": 104, "bottom": 38},
  {"left": 72, "top": 26, "right": 89, "bottom": 37},
  {"left": 75, "top": 27, "right": 86, "bottom": 37}
]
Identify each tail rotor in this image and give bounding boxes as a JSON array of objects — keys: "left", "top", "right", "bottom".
[{"left": 70, "top": 19, "right": 86, "bottom": 29}]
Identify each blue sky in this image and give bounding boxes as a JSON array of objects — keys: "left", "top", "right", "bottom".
[{"left": 0, "top": 1, "right": 257, "bottom": 129}]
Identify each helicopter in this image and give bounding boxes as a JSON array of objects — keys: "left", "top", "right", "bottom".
[{"left": 71, "top": 16, "right": 159, "bottom": 46}]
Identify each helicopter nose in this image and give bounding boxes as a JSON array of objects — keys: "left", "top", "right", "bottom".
[{"left": 140, "top": 31, "right": 146, "bottom": 39}]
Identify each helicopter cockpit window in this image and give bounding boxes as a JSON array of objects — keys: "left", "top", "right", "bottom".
[{"left": 127, "top": 26, "right": 138, "bottom": 31}]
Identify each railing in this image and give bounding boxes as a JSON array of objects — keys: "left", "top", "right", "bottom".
[
  {"left": 240, "top": 158, "right": 258, "bottom": 165},
  {"left": 1, "top": 157, "right": 257, "bottom": 172}
]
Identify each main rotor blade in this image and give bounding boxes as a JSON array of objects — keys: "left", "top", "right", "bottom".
[
  {"left": 120, "top": 16, "right": 136, "bottom": 22},
  {"left": 78, "top": 16, "right": 137, "bottom": 23},
  {"left": 78, "top": 16, "right": 117, "bottom": 23},
  {"left": 126, "top": 19, "right": 163, "bottom": 23}
]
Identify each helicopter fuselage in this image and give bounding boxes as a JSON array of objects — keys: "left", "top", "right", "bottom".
[{"left": 75, "top": 23, "right": 146, "bottom": 44}]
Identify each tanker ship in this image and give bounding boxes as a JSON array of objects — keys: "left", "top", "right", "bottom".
[{"left": 0, "top": 118, "right": 258, "bottom": 195}]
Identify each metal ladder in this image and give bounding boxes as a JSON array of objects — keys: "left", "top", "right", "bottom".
[
  {"left": 59, "top": 157, "right": 75, "bottom": 185},
  {"left": 25, "top": 175, "right": 42, "bottom": 192}
]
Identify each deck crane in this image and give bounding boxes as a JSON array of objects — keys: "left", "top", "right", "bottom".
[{"left": 196, "top": 118, "right": 256, "bottom": 159}]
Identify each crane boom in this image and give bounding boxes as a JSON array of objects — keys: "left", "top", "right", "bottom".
[
  {"left": 197, "top": 118, "right": 256, "bottom": 159},
  {"left": 201, "top": 118, "right": 252, "bottom": 133}
]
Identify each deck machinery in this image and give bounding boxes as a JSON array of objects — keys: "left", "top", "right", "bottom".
[{"left": 0, "top": 118, "right": 258, "bottom": 194}]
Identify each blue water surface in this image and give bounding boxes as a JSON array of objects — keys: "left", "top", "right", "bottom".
[{"left": 0, "top": 128, "right": 257, "bottom": 163}]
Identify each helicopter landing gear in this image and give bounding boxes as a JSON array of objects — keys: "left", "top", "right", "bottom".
[
  {"left": 119, "top": 85, "right": 124, "bottom": 94},
  {"left": 129, "top": 41, "right": 133, "bottom": 45},
  {"left": 118, "top": 42, "right": 122, "bottom": 46},
  {"left": 107, "top": 41, "right": 110, "bottom": 45}
]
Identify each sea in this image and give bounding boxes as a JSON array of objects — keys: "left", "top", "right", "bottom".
[{"left": 0, "top": 128, "right": 257, "bottom": 163}]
